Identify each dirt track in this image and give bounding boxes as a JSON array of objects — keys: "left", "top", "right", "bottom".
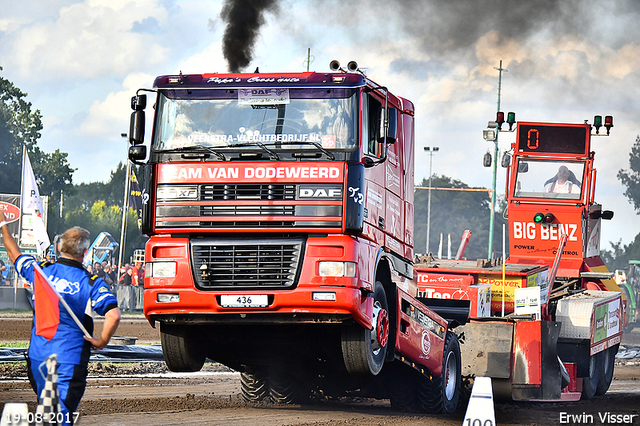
[{"left": 3, "top": 316, "right": 640, "bottom": 425}]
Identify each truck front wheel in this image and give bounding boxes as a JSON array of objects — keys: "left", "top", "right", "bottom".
[
  {"left": 160, "top": 323, "right": 206, "bottom": 372},
  {"left": 417, "top": 331, "right": 461, "bottom": 414},
  {"left": 341, "top": 281, "right": 389, "bottom": 376}
]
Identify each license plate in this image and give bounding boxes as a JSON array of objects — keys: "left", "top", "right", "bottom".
[{"left": 220, "top": 294, "right": 268, "bottom": 308}]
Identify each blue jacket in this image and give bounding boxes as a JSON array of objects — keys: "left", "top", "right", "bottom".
[{"left": 15, "top": 254, "right": 118, "bottom": 365}]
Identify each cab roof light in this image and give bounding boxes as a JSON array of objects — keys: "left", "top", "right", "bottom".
[
  {"left": 594, "top": 115, "right": 603, "bottom": 134},
  {"left": 507, "top": 112, "right": 516, "bottom": 131},
  {"left": 496, "top": 112, "right": 505, "bottom": 130},
  {"left": 604, "top": 115, "right": 614, "bottom": 135}
]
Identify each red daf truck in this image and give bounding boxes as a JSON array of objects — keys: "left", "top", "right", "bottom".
[
  {"left": 127, "top": 63, "right": 466, "bottom": 413},
  {"left": 415, "top": 119, "right": 622, "bottom": 401}
]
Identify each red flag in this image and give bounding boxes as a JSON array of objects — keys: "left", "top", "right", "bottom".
[{"left": 33, "top": 267, "right": 60, "bottom": 340}]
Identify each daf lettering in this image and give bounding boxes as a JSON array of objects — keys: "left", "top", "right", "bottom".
[{"left": 299, "top": 188, "right": 342, "bottom": 198}]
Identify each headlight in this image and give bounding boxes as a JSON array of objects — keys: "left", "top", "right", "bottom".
[
  {"left": 157, "top": 293, "right": 180, "bottom": 303},
  {"left": 318, "top": 261, "right": 356, "bottom": 277},
  {"left": 149, "top": 262, "right": 177, "bottom": 278}
]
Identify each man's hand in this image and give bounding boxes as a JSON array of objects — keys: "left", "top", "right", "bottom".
[
  {"left": 0, "top": 211, "right": 21, "bottom": 263},
  {"left": 84, "top": 307, "right": 121, "bottom": 350}
]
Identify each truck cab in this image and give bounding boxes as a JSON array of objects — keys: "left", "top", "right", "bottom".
[{"left": 127, "top": 65, "right": 462, "bottom": 413}]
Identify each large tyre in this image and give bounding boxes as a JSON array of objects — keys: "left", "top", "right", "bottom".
[
  {"left": 240, "top": 369, "right": 269, "bottom": 402},
  {"left": 389, "top": 366, "right": 418, "bottom": 412},
  {"left": 417, "top": 331, "right": 461, "bottom": 414},
  {"left": 341, "top": 281, "right": 389, "bottom": 376},
  {"left": 595, "top": 345, "right": 617, "bottom": 396},
  {"left": 581, "top": 354, "right": 601, "bottom": 400},
  {"left": 160, "top": 323, "right": 205, "bottom": 372},
  {"left": 269, "top": 368, "right": 307, "bottom": 404}
]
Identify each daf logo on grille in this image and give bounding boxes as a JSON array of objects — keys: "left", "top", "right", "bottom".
[{"left": 299, "top": 188, "right": 342, "bottom": 198}]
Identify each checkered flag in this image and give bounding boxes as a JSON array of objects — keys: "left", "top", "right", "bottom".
[{"left": 36, "top": 354, "right": 62, "bottom": 426}]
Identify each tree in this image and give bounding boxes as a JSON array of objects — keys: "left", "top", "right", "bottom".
[
  {"left": 602, "top": 135, "right": 640, "bottom": 270},
  {"left": 0, "top": 74, "right": 44, "bottom": 191},
  {"left": 618, "top": 135, "right": 640, "bottom": 211},
  {"left": 0, "top": 73, "right": 75, "bottom": 238},
  {"left": 414, "top": 175, "right": 506, "bottom": 260}
]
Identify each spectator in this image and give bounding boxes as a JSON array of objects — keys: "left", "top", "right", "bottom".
[
  {"left": 102, "top": 261, "right": 116, "bottom": 287},
  {"left": 0, "top": 258, "right": 7, "bottom": 285}
]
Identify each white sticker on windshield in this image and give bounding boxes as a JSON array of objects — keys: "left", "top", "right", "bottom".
[{"left": 238, "top": 88, "right": 290, "bottom": 105}]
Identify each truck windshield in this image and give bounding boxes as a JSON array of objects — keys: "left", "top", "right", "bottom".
[
  {"left": 153, "top": 87, "right": 358, "bottom": 152},
  {"left": 513, "top": 159, "right": 585, "bottom": 200}
]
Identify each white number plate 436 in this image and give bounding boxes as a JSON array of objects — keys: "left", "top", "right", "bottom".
[{"left": 220, "top": 295, "right": 268, "bottom": 308}]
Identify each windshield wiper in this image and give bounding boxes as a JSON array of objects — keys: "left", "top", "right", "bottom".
[
  {"left": 161, "top": 144, "right": 227, "bottom": 161},
  {"left": 234, "top": 142, "right": 280, "bottom": 160},
  {"left": 277, "top": 141, "right": 335, "bottom": 160}
]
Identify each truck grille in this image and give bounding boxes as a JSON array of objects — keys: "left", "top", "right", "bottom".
[
  {"left": 191, "top": 238, "right": 304, "bottom": 289},
  {"left": 201, "top": 184, "right": 296, "bottom": 201}
]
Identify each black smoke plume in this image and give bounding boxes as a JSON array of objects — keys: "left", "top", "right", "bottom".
[{"left": 220, "top": 0, "right": 279, "bottom": 73}]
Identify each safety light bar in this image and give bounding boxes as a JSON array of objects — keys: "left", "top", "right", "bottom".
[
  {"left": 533, "top": 212, "right": 555, "bottom": 224},
  {"left": 493, "top": 112, "right": 516, "bottom": 132},
  {"left": 593, "top": 115, "right": 613, "bottom": 135}
]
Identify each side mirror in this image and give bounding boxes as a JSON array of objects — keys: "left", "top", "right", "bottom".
[
  {"left": 483, "top": 152, "right": 492, "bottom": 167},
  {"left": 362, "top": 157, "right": 376, "bottom": 168},
  {"left": 129, "top": 110, "right": 145, "bottom": 145},
  {"left": 378, "top": 107, "right": 397, "bottom": 144},
  {"left": 129, "top": 145, "right": 147, "bottom": 162},
  {"left": 131, "top": 94, "right": 147, "bottom": 111},
  {"left": 501, "top": 152, "right": 511, "bottom": 168}
]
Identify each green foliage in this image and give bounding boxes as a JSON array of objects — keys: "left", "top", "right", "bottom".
[
  {"left": 0, "top": 76, "right": 44, "bottom": 191},
  {"left": 602, "top": 134, "right": 640, "bottom": 269},
  {"left": 63, "top": 201, "right": 146, "bottom": 264},
  {"left": 414, "top": 175, "right": 507, "bottom": 260}
]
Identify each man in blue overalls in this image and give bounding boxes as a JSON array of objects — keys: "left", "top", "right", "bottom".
[{"left": 0, "top": 211, "right": 121, "bottom": 425}]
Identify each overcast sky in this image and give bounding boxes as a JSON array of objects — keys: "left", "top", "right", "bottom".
[{"left": 2, "top": 0, "right": 640, "bottom": 250}]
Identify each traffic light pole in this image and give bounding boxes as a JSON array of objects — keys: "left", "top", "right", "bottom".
[{"left": 487, "top": 60, "right": 505, "bottom": 260}]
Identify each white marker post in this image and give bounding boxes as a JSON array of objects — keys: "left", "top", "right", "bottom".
[{"left": 462, "top": 376, "right": 495, "bottom": 426}]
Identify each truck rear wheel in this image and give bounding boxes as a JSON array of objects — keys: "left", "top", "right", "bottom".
[
  {"left": 341, "top": 281, "right": 389, "bottom": 376},
  {"left": 160, "top": 323, "right": 205, "bottom": 372},
  {"left": 241, "top": 369, "right": 269, "bottom": 402},
  {"left": 581, "top": 354, "right": 601, "bottom": 400},
  {"left": 595, "top": 345, "right": 617, "bottom": 396},
  {"left": 417, "top": 331, "right": 461, "bottom": 414},
  {"left": 269, "top": 367, "right": 307, "bottom": 404}
]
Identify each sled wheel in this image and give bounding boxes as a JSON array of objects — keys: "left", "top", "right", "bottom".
[
  {"left": 341, "top": 281, "right": 389, "bottom": 376},
  {"left": 595, "top": 345, "right": 617, "bottom": 396},
  {"left": 417, "top": 331, "right": 461, "bottom": 414},
  {"left": 581, "top": 354, "right": 601, "bottom": 400},
  {"left": 241, "top": 368, "right": 269, "bottom": 402},
  {"left": 389, "top": 365, "right": 418, "bottom": 412},
  {"left": 160, "top": 323, "right": 205, "bottom": 372}
]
